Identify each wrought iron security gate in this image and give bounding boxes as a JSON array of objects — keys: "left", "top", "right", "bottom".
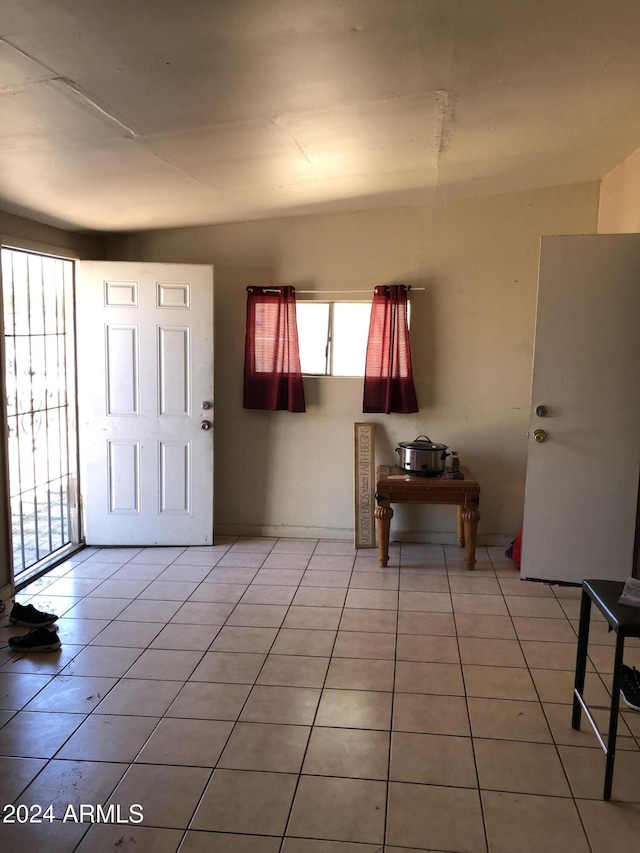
[{"left": 1, "top": 248, "right": 80, "bottom": 585}]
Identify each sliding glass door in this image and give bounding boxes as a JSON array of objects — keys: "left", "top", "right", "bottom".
[{"left": 1, "top": 247, "right": 80, "bottom": 586}]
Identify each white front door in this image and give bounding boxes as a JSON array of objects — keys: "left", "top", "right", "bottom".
[
  {"left": 521, "top": 234, "right": 640, "bottom": 584},
  {"left": 76, "top": 261, "right": 214, "bottom": 545}
]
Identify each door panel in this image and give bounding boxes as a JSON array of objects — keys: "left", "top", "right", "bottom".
[
  {"left": 77, "top": 261, "right": 214, "bottom": 545},
  {"left": 158, "top": 326, "right": 190, "bottom": 415},
  {"left": 521, "top": 234, "right": 640, "bottom": 584},
  {"left": 106, "top": 325, "right": 138, "bottom": 414}
]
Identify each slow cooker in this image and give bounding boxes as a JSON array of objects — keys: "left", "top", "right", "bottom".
[{"left": 396, "top": 435, "right": 450, "bottom": 476}]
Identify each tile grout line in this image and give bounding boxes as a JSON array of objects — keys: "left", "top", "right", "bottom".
[
  {"left": 277, "top": 538, "right": 358, "bottom": 850},
  {"left": 449, "top": 542, "right": 490, "bottom": 853},
  {"left": 381, "top": 538, "right": 401, "bottom": 852}
]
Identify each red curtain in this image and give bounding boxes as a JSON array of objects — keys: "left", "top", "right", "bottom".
[
  {"left": 363, "top": 284, "right": 418, "bottom": 414},
  {"left": 243, "top": 286, "right": 306, "bottom": 412}
]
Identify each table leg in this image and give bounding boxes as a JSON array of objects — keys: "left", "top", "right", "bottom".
[
  {"left": 604, "top": 632, "right": 626, "bottom": 800},
  {"left": 456, "top": 505, "right": 465, "bottom": 548},
  {"left": 461, "top": 502, "right": 480, "bottom": 570},
  {"left": 572, "top": 589, "right": 592, "bottom": 731},
  {"left": 375, "top": 500, "right": 393, "bottom": 567}
]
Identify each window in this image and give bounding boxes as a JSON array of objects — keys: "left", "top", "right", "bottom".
[{"left": 297, "top": 302, "right": 372, "bottom": 376}]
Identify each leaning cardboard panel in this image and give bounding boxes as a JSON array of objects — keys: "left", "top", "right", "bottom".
[{"left": 354, "top": 422, "right": 376, "bottom": 548}]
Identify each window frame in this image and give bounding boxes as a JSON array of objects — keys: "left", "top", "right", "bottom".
[{"left": 296, "top": 300, "right": 372, "bottom": 378}]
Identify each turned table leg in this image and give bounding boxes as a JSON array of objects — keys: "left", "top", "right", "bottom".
[
  {"left": 456, "top": 505, "right": 465, "bottom": 548},
  {"left": 375, "top": 500, "right": 393, "bottom": 567},
  {"left": 462, "top": 502, "right": 481, "bottom": 570}
]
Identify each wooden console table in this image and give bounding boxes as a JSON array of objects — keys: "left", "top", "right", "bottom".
[{"left": 375, "top": 465, "right": 481, "bottom": 569}]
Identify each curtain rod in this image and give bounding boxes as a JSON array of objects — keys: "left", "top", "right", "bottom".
[
  {"left": 296, "top": 287, "right": 425, "bottom": 294},
  {"left": 247, "top": 286, "right": 425, "bottom": 294}
]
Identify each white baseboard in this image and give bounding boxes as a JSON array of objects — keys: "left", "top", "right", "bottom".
[
  {"left": 216, "top": 524, "right": 354, "bottom": 542},
  {"left": 215, "top": 523, "right": 511, "bottom": 548},
  {"left": 1, "top": 582, "right": 14, "bottom": 606}
]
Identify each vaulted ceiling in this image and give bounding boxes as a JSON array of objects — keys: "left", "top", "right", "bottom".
[{"left": 2, "top": 0, "right": 640, "bottom": 232}]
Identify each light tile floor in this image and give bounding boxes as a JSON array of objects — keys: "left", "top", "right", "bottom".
[{"left": 2, "top": 537, "right": 640, "bottom": 853}]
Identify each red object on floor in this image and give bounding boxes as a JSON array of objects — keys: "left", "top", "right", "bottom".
[{"left": 511, "top": 525, "right": 523, "bottom": 567}]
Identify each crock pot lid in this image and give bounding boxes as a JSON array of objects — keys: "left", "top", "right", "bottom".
[{"left": 398, "top": 439, "right": 448, "bottom": 450}]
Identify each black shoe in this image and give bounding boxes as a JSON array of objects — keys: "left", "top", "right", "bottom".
[
  {"left": 8, "top": 627, "right": 61, "bottom": 653},
  {"left": 9, "top": 602, "right": 58, "bottom": 628},
  {"left": 620, "top": 664, "right": 640, "bottom": 711}
]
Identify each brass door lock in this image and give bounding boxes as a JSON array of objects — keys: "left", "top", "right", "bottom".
[{"left": 532, "top": 429, "right": 548, "bottom": 443}]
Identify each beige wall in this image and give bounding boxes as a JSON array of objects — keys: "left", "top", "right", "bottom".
[
  {"left": 598, "top": 145, "right": 640, "bottom": 233},
  {"left": 108, "top": 181, "right": 599, "bottom": 546},
  {"left": 0, "top": 212, "right": 103, "bottom": 596},
  {"left": 0, "top": 211, "right": 105, "bottom": 258}
]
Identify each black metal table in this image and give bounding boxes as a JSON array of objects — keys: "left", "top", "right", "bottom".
[{"left": 572, "top": 578, "right": 640, "bottom": 799}]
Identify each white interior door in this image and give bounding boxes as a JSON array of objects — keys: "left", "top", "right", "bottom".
[
  {"left": 76, "top": 261, "right": 214, "bottom": 545},
  {"left": 521, "top": 234, "right": 640, "bottom": 584}
]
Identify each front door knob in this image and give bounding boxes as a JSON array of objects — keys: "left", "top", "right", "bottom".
[
  {"left": 532, "top": 429, "right": 548, "bottom": 443},
  {"left": 201, "top": 421, "right": 212, "bottom": 430}
]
